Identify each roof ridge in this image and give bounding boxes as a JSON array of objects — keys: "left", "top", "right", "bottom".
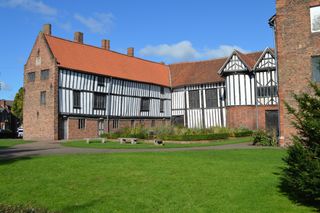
[
  {"left": 169, "top": 56, "right": 228, "bottom": 66},
  {"left": 44, "top": 34, "right": 168, "bottom": 67}
]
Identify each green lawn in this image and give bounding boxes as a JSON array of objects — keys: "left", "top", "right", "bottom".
[
  {"left": 63, "top": 137, "right": 253, "bottom": 149},
  {"left": 0, "top": 139, "right": 29, "bottom": 149},
  {"left": 0, "top": 149, "right": 315, "bottom": 212}
]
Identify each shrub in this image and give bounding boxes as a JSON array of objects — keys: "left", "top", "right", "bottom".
[
  {"left": 252, "top": 130, "right": 277, "bottom": 146},
  {"left": 0, "top": 130, "right": 16, "bottom": 139},
  {"left": 161, "top": 133, "right": 229, "bottom": 141},
  {"left": 0, "top": 203, "right": 53, "bottom": 213},
  {"left": 281, "top": 82, "right": 320, "bottom": 204},
  {"left": 233, "top": 127, "right": 253, "bottom": 137}
]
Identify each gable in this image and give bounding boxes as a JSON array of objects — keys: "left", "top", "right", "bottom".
[
  {"left": 255, "top": 51, "right": 275, "bottom": 70},
  {"left": 223, "top": 54, "right": 248, "bottom": 72}
]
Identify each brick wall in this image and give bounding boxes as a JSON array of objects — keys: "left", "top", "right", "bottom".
[
  {"left": 275, "top": 0, "right": 320, "bottom": 146},
  {"left": 68, "top": 118, "right": 98, "bottom": 140},
  {"left": 227, "top": 105, "right": 278, "bottom": 130},
  {"left": 23, "top": 33, "right": 59, "bottom": 141}
]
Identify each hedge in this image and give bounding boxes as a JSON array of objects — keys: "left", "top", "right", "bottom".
[
  {"left": 161, "top": 133, "right": 229, "bottom": 141},
  {"left": 233, "top": 130, "right": 253, "bottom": 137}
]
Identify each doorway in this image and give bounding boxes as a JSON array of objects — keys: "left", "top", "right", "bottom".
[{"left": 265, "top": 110, "right": 279, "bottom": 135}]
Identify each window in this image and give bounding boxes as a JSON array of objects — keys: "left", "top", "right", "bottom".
[
  {"left": 28, "top": 72, "right": 35, "bottom": 82},
  {"left": 160, "top": 87, "right": 165, "bottom": 94},
  {"left": 93, "top": 93, "right": 106, "bottom": 110},
  {"left": 206, "top": 89, "right": 218, "bottom": 108},
  {"left": 97, "top": 76, "right": 104, "bottom": 86},
  {"left": 40, "top": 91, "right": 46, "bottom": 105},
  {"left": 160, "top": 99, "right": 164, "bottom": 113},
  {"left": 312, "top": 56, "right": 320, "bottom": 82},
  {"left": 257, "top": 86, "right": 278, "bottom": 98},
  {"left": 73, "top": 91, "right": 81, "bottom": 108},
  {"left": 140, "top": 98, "right": 150, "bottom": 112},
  {"left": 112, "top": 120, "right": 119, "bottom": 129},
  {"left": 188, "top": 90, "right": 200, "bottom": 109},
  {"left": 40, "top": 69, "right": 49, "bottom": 80},
  {"left": 78, "top": 119, "right": 85, "bottom": 129},
  {"left": 310, "top": 6, "right": 320, "bottom": 33}
]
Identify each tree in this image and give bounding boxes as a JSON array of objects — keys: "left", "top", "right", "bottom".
[
  {"left": 11, "top": 87, "right": 24, "bottom": 122},
  {"left": 281, "top": 82, "right": 320, "bottom": 205}
]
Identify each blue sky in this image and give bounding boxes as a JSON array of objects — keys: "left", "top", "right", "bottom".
[{"left": 0, "top": 0, "right": 276, "bottom": 100}]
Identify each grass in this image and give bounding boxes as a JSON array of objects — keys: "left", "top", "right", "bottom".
[
  {"left": 62, "top": 137, "right": 253, "bottom": 149},
  {"left": 0, "top": 149, "right": 316, "bottom": 212},
  {"left": 0, "top": 139, "right": 29, "bottom": 149}
]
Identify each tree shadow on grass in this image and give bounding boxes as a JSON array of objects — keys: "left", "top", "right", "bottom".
[
  {"left": 60, "top": 197, "right": 105, "bottom": 212},
  {"left": 274, "top": 170, "right": 320, "bottom": 212}
]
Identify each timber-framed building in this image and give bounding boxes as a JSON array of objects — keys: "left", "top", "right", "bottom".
[{"left": 23, "top": 24, "right": 278, "bottom": 140}]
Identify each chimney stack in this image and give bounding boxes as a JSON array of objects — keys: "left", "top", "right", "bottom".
[
  {"left": 74, "top": 32, "right": 83, "bottom": 44},
  {"left": 42, "top": 24, "right": 51, "bottom": 35},
  {"left": 102, "top": 39, "right": 110, "bottom": 50},
  {"left": 127, "top": 47, "right": 134, "bottom": 57}
]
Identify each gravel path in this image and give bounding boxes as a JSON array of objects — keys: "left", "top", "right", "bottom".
[{"left": 0, "top": 140, "right": 279, "bottom": 159}]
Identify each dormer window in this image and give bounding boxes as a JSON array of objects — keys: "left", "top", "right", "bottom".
[{"left": 310, "top": 6, "right": 320, "bottom": 32}]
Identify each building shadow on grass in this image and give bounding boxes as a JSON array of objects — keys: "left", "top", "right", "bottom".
[{"left": 274, "top": 170, "right": 320, "bottom": 212}]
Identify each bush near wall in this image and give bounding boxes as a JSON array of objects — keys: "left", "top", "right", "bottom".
[
  {"left": 0, "top": 130, "right": 16, "bottom": 139},
  {"left": 101, "top": 126, "right": 252, "bottom": 141}
]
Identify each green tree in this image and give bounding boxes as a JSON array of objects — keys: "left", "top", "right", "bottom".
[
  {"left": 281, "top": 82, "right": 320, "bottom": 205},
  {"left": 11, "top": 87, "right": 24, "bottom": 122}
]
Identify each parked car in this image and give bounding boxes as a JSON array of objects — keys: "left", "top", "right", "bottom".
[{"left": 17, "top": 127, "right": 23, "bottom": 138}]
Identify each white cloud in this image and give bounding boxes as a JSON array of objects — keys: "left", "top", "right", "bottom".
[
  {"left": 0, "top": 0, "right": 57, "bottom": 16},
  {"left": 74, "top": 12, "right": 114, "bottom": 34},
  {"left": 0, "top": 81, "right": 11, "bottom": 91},
  {"left": 139, "top": 41, "right": 249, "bottom": 62}
]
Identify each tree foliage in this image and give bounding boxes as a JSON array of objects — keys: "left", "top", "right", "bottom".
[
  {"left": 11, "top": 87, "right": 24, "bottom": 121},
  {"left": 282, "top": 82, "right": 320, "bottom": 205}
]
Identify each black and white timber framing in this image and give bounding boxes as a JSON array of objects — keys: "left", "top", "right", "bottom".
[
  {"left": 171, "top": 48, "right": 277, "bottom": 128},
  {"left": 58, "top": 69, "right": 171, "bottom": 119}
]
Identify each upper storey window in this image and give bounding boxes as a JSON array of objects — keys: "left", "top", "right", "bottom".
[{"left": 310, "top": 6, "right": 320, "bottom": 33}]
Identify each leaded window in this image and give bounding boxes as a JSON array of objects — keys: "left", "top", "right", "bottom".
[
  {"left": 78, "top": 119, "right": 86, "bottom": 129},
  {"left": 28, "top": 72, "right": 35, "bottom": 82},
  {"left": 73, "top": 91, "right": 81, "bottom": 108},
  {"left": 206, "top": 89, "right": 218, "bottom": 108},
  {"left": 97, "top": 76, "right": 105, "bottom": 86},
  {"left": 312, "top": 56, "right": 320, "bottom": 82},
  {"left": 189, "top": 90, "right": 200, "bottom": 109},
  {"left": 93, "top": 93, "right": 106, "bottom": 110},
  {"left": 40, "top": 91, "right": 46, "bottom": 105},
  {"left": 40, "top": 69, "right": 49, "bottom": 80},
  {"left": 160, "top": 99, "right": 164, "bottom": 113},
  {"left": 141, "top": 98, "right": 150, "bottom": 112},
  {"left": 257, "top": 86, "right": 277, "bottom": 98}
]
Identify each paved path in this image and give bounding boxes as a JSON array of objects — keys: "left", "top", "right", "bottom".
[{"left": 0, "top": 140, "right": 279, "bottom": 160}]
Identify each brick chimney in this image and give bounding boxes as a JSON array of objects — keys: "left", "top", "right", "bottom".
[
  {"left": 102, "top": 39, "right": 110, "bottom": 50},
  {"left": 74, "top": 32, "right": 83, "bottom": 43},
  {"left": 127, "top": 47, "right": 134, "bottom": 57},
  {"left": 42, "top": 24, "right": 51, "bottom": 35}
]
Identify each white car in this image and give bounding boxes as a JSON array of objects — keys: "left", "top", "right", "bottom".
[{"left": 17, "top": 127, "right": 23, "bottom": 138}]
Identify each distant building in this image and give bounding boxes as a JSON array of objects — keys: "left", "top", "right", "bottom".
[
  {"left": 0, "top": 100, "right": 19, "bottom": 132},
  {"left": 271, "top": 0, "right": 320, "bottom": 146},
  {"left": 23, "top": 24, "right": 278, "bottom": 140}
]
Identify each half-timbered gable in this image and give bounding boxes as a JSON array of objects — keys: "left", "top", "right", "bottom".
[{"left": 253, "top": 48, "right": 278, "bottom": 105}]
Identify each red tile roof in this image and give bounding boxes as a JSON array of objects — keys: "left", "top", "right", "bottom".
[
  {"left": 169, "top": 58, "right": 226, "bottom": 88},
  {"left": 44, "top": 35, "right": 171, "bottom": 87},
  {"left": 236, "top": 51, "right": 264, "bottom": 70}
]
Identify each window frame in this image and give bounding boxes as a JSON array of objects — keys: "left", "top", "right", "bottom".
[
  {"left": 160, "top": 99, "right": 164, "bottom": 113},
  {"left": 93, "top": 93, "right": 106, "bottom": 110},
  {"left": 311, "top": 56, "right": 320, "bottom": 82},
  {"left": 160, "top": 87, "right": 165, "bottom": 95},
  {"left": 205, "top": 89, "right": 219, "bottom": 108},
  {"left": 27, "top": 72, "right": 36, "bottom": 82},
  {"left": 40, "top": 69, "right": 49, "bottom": 80},
  {"left": 97, "top": 76, "right": 105, "bottom": 87},
  {"left": 140, "top": 98, "right": 150, "bottom": 112},
  {"left": 310, "top": 6, "right": 320, "bottom": 33},
  {"left": 188, "top": 90, "right": 200, "bottom": 109},
  {"left": 78, "top": 119, "right": 86, "bottom": 129},
  {"left": 73, "top": 90, "right": 81, "bottom": 109},
  {"left": 40, "top": 91, "right": 46, "bottom": 106}
]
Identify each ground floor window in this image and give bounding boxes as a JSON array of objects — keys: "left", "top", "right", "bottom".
[
  {"left": 78, "top": 119, "right": 86, "bottom": 129},
  {"left": 113, "top": 120, "right": 119, "bottom": 129}
]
